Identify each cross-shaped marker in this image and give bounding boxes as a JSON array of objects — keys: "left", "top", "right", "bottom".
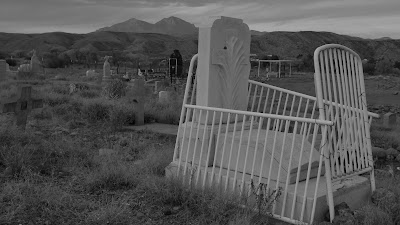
[{"left": 0, "top": 85, "right": 43, "bottom": 130}]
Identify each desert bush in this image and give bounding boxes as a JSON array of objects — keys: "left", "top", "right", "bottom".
[
  {"left": 5, "top": 58, "right": 17, "bottom": 67},
  {"left": 32, "top": 106, "right": 53, "bottom": 120},
  {"left": 81, "top": 100, "right": 110, "bottom": 124},
  {"left": 50, "top": 84, "right": 70, "bottom": 95},
  {"left": 84, "top": 156, "right": 141, "bottom": 194},
  {"left": 0, "top": 127, "right": 62, "bottom": 177},
  {"left": 354, "top": 205, "right": 393, "bottom": 225},
  {"left": 43, "top": 93, "right": 70, "bottom": 107},
  {"left": 370, "top": 124, "right": 400, "bottom": 149},
  {"left": 102, "top": 79, "right": 127, "bottom": 99},
  {"left": 144, "top": 92, "right": 182, "bottom": 125},
  {"left": 108, "top": 102, "right": 135, "bottom": 131},
  {"left": 78, "top": 89, "right": 99, "bottom": 98},
  {"left": 0, "top": 181, "right": 88, "bottom": 224}
]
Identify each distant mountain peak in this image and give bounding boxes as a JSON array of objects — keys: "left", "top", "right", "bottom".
[{"left": 96, "top": 16, "right": 198, "bottom": 37}]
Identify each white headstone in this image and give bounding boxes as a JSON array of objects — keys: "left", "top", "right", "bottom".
[
  {"left": 0, "top": 60, "right": 6, "bottom": 81},
  {"left": 86, "top": 70, "right": 95, "bottom": 76},
  {"left": 103, "top": 56, "right": 112, "bottom": 83},
  {"left": 159, "top": 91, "right": 171, "bottom": 103},
  {"left": 6, "top": 63, "right": 10, "bottom": 71},
  {"left": 18, "top": 64, "right": 31, "bottom": 72},
  {"left": 196, "top": 16, "right": 251, "bottom": 124},
  {"left": 383, "top": 112, "right": 397, "bottom": 128},
  {"left": 30, "top": 50, "right": 42, "bottom": 74}
]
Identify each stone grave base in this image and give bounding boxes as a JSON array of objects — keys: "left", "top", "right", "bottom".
[{"left": 166, "top": 161, "right": 371, "bottom": 224}]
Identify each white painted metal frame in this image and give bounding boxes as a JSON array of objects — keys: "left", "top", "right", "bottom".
[
  {"left": 313, "top": 44, "right": 377, "bottom": 221},
  {"left": 171, "top": 46, "right": 378, "bottom": 224}
]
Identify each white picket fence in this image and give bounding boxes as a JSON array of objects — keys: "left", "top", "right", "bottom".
[{"left": 170, "top": 44, "right": 379, "bottom": 224}]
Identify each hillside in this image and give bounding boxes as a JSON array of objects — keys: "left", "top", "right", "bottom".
[
  {"left": 1, "top": 31, "right": 400, "bottom": 62},
  {"left": 251, "top": 31, "right": 400, "bottom": 61},
  {"left": 96, "top": 16, "right": 198, "bottom": 37}
]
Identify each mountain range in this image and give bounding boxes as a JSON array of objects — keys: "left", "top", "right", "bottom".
[
  {"left": 96, "top": 16, "right": 198, "bottom": 37},
  {"left": 1, "top": 17, "right": 399, "bottom": 62}
]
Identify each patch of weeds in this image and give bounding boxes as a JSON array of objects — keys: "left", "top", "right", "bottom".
[
  {"left": 108, "top": 101, "right": 136, "bottom": 131},
  {"left": 84, "top": 156, "right": 141, "bottom": 194},
  {"left": 139, "top": 143, "right": 174, "bottom": 176},
  {"left": 0, "top": 180, "right": 90, "bottom": 224},
  {"left": 31, "top": 106, "right": 53, "bottom": 120},
  {"left": 371, "top": 124, "right": 400, "bottom": 149},
  {"left": 102, "top": 79, "right": 127, "bottom": 100},
  {"left": 138, "top": 177, "right": 252, "bottom": 224},
  {"left": 50, "top": 84, "right": 70, "bottom": 95},
  {"left": 81, "top": 98, "right": 111, "bottom": 124},
  {"left": 44, "top": 93, "right": 70, "bottom": 107},
  {"left": 78, "top": 89, "right": 100, "bottom": 99},
  {"left": 354, "top": 205, "right": 394, "bottom": 225},
  {"left": 85, "top": 201, "right": 135, "bottom": 225}
]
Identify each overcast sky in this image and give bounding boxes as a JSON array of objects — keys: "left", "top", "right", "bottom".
[{"left": 1, "top": 0, "right": 399, "bottom": 39}]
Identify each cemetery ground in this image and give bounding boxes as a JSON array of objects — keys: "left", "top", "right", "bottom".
[{"left": 0, "top": 68, "right": 400, "bottom": 225}]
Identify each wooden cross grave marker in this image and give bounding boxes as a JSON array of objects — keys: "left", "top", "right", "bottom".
[{"left": 0, "top": 85, "right": 43, "bottom": 130}]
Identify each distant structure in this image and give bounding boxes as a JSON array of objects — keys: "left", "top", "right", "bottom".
[{"left": 169, "top": 49, "right": 183, "bottom": 80}]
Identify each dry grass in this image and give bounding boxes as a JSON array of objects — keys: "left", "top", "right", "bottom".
[{"left": 1, "top": 70, "right": 399, "bottom": 224}]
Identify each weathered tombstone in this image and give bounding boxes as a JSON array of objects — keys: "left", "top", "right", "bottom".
[
  {"left": 0, "top": 60, "right": 6, "bottom": 82},
  {"left": 131, "top": 79, "right": 145, "bottom": 125},
  {"left": 86, "top": 70, "right": 95, "bottom": 77},
  {"left": 17, "top": 64, "right": 32, "bottom": 79},
  {"left": 158, "top": 90, "right": 171, "bottom": 103},
  {"left": 6, "top": 63, "right": 10, "bottom": 71},
  {"left": 170, "top": 16, "right": 253, "bottom": 168},
  {"left": 103, "top": 56, "right": 112, "bottom": 83},
  {"left": 383, "top": 112, "right": 397, "bottom": 128},
  {"left": 30, "top": 50, "right": 42, "bottom": 74},
  {"left": 0, "top": 85, "right": 43, "bottom": 130},
  {"left": 196, "top": 16, "right": 251, "bottom": 124}
]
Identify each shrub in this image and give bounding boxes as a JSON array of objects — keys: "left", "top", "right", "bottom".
[
  {"left": 108, "top": 102, "right": 135, "bottom": 131},
  {"left": 43, "top": 93, "right": 70, "bottom": 107},
  {"left": 5, "top": 58, "right": 17, "bottom": 67},
  {"left": 0, "top": 126, "right": 62, "bottom": 177},
  {"left": 81, "top": 98, "right": 110, "bottom": 124},
  {"left": 78, "top": 89, "right": 99, "bottom": 99},
  {"left": 102, "top": 79, "right": 127, "bottom": 99},
  {"left": 84, "top": 156, "right": 140, "bottom": 194},
  {"left": 354, "top": 205, "right": 393, "bottom": 225}
]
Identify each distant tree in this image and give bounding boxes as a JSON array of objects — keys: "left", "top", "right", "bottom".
[
  {"left": 111, "top": 50, "right": 124, "bottom": 74},
  {"left": 363, "top": 58, "right": 376, "bottom": 75},
  {"left": 6, "top": 58, "right": 17, "bottom": 67},
  {"left": 298, "top": 54, "right": 313, "bottom": 72},
  {"left": 0, "top": 51, "right": 7, "bottom": 59},
  {"left": 12, "top": 50, "right": 26, "bottom": 58},
  {"left": 375, "top": 57, "right": 393, "bottom": 75},
  {"left": 394, "top": 61, "right": 400, "bottom": 70}
]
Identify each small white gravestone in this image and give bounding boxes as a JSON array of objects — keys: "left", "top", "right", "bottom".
[
  {"left": 196, "top": 16, "right": 251, "bottom": 124},
  {"left": 0, "top": 60, "right": 6, "bottom": 81},
  {"left": 86, "top": 70, "right": 95, "bottom": 76},
  {"left": 6, "top": 63, "right": 10, "bottom": 71},
  {"left": 30, "top": 50, "right": 42, "bottom": 74},
  {"left": 159, "top": 91, "right": 171, "bottom": 103},
  {"left": 383, "top": 112, "right": 397, "bottom": 128},
  {"left": 18, "top": 64, "right": 31, "bottom": 72},
  {"left": 103, "top": 56, "right": 112, "bottom": 83}
]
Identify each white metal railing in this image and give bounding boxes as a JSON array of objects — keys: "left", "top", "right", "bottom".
[
  {"left": 314, "top": 44, "right": 376, "bottom": 221},
  {"left": 174, "top": 103, "right": 332, "bottom": 224},
  {"left": 171, "top": 48, "right": 377, "bottom": 224}
]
